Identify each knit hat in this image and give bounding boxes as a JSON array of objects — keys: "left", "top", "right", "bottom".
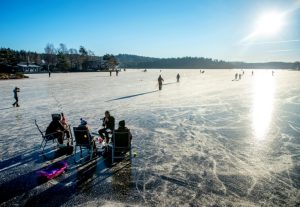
[
  {"left": 119, "top": 120, "right": 125, "bottom": 127},
  {"left": 80, "top": 118, "right": 87, "bottom": 125}
]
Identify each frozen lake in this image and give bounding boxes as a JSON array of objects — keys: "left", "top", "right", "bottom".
[{"left": 0, "top": 69, "right": 300, "bottom": 206}]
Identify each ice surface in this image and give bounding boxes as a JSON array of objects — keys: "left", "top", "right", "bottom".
[{"left": 0, "top": 69, "right": 299, "bottom": 206}]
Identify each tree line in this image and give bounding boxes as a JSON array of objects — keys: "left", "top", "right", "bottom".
[
  {"left": 1, "top": 46, "right": 299, "bottom": 73},
  {"left": 118, "top": 54, "right": 300, "bottom": 70},
  {"left": 0, "top": 44, "right": 119, "bottom": 73}
]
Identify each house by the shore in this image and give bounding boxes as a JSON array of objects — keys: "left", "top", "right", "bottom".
[{"left": 17, "top": 63, "right": 42, "bottom": 73}]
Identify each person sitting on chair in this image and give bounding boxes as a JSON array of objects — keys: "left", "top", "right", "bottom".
[
  {"left": 98, "top": 111, "right": 115, "bottom": 143},
  {"left": 60, "top": 112, "right": 71, "bottom": 143},
  {"left": 114, "top": 120, "right": 132, "bottom": 143},
  {"left": 78, "top": 118, "right": 96, "bottom": 153},
  {"left": 46, "top": 117, "right": 66, "bottom": 146},
  {"left": 108, "top": 120, "right": 132, "bottom": 158}
]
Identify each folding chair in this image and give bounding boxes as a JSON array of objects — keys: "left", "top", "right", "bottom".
[
  {"left": 35, "top": 120, "right": 60, "bottom": 154},
  {"left": 111, "top": 131, "right": 132, "bottom": 163},
  {"left": 73, "top": 127, "right": 95, "bottom": 162}
]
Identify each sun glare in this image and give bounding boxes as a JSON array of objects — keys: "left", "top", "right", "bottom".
[
  {"left": 241, "top": 10, "right": 286, "bottom": 42},
  {"left": 254, "top": 11, "right": 285, "bottom": 36},
  {"left": 251, "top": 72, "right": 275, "bottom": 141}
]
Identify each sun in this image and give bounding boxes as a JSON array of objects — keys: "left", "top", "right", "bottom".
[
  {"left": 254, "top": 11, "right": 285, "bottom": 36},
  {"left": 241, "top": 10, "right": 286, "bottom": 42}
]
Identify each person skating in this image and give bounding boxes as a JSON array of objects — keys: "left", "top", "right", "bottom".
[
  {"left": 176, "top": 73, "right": 180, "bottom": 82},
  {"left": 158, "top": 75, "right": 164, "bottom": 90},
  {"left": 234, "top": 73, "right": 238, "bottom": 80},
  {"left": 12, "top": 87, "right": 20, "bottom": 107},
  {"left": 98, "top": 111, "right": 115, "bottom": 143}
]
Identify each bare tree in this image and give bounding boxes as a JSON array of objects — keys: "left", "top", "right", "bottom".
[
  {"left": 44, "top": 43, "right": 57, "bottom": 70},
  {"left": 69, "top": 48, "right": 78, "bottom": 69},
  {"left": 79, "top": 46, "right": 88, "bottom": 70},
  {"left": 59, "top": 43, "right": 69, "bottom": 54}
]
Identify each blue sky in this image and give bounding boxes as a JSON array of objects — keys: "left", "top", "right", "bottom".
[{"left": 0, "top": 0, "right": 299, "bottom": 62}]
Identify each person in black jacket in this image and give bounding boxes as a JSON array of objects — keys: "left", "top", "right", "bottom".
[
  {"left": 46, "top": 117, "right": 65, "bottom": 145},
  {"left": 78, "top": 118, "right": 96, "bottom": 153},
  {"left": 12, "top": 87, "right": 20, "bottom": 107},
  {"left": 158, "top": 75, "right": 164, "bottom": 90},
  {"left": 114, "top": 120, "right": 132, "bottom": 143},
  {"left": 176, "top": 73, "right": 180, "bottom": 82},
  {"left": 98, "top": 111, "right": 115, "bottom": 143}
]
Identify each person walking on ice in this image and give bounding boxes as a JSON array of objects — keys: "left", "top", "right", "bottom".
[
  {"left": 176, "top": 73, "right": 180, "bottom": 82},
  {"left": 158, "top": 75, "right": 164, "bottom": 90},
  {"left": 12, "top": 87, "right": 20, "bottom": 107}
]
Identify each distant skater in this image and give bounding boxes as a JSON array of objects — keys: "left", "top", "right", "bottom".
[
  {"left": 252, "top": 70, "right": 254, "bottom": 76},
  {"left": 110, "top": 71, "right": 112, "bottom": 76},
  {"left": 116, "top": 70, "right": 119, "bottom": 76},
  {"left": 272, "top": 70, "right": 274, "bottom": 76},
  {"left": 238, "top": 74, "right": 242, "bottom": 80},
  {"left": 158, "top": 75, "right": 164, "bottom": 90},
  {"left": 176, "top": 73, "right": 180, "bottom": 82},
  {"left": 48, "top": 70, "right": 51, "bottom": 78},
  {"left": 235, "top": 73, "right": 238, "bottom": 80},
  {"left": 12, "top": 87, "right": 20, "bottom": 107}
]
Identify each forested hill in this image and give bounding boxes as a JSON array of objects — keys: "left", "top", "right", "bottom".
[
  {"left": 0, "top": 46, "right": 299, "bottom": 71},
  {"left": 117, "top": 54, "right": 299, "bottom": 69}
]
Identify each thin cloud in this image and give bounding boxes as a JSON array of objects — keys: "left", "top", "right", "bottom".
[
  {"left": 243, "top": 39, "right": 300, "bottom": 46},
  {"left": 267, "top": 49, "right": 296, "bottom": 53}
]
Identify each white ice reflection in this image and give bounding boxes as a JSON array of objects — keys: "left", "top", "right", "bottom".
[{"left": 252, "top": 72, "right": 275, "bottom": 140}]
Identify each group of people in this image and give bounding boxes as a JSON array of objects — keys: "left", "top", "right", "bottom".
[
  {"left": 157, "top": 73, "right": 181, "bottom": 90},
  {"left": 233, "top": 73, "right": 242, "bottom": 81},
  {"left": 233, "top": 69, "right": 275, "bottom": 81},
  {"left": 45, "top": 110, "right": 132, "bottom": 150},
  {"left": 109, "top": 70, "right": 120, "bottom": 76}
]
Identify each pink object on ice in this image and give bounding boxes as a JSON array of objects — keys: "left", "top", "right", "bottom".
[{"left": 37, "top": 161, "right": 68, "bottom": 180}]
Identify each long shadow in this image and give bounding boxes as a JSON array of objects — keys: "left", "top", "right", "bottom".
[
  {"left": 0, "top": 146, "right": 74, "bottom": 204},
  {"left": 24, "top": 159, "right": 131, "bottom": 207},
  {"left": 106, "top": 90, "right": 158, "bottom": 102},
  {"left": 0, "top": 167, "right": 45, "bottom": 204},
  {"left": 0, "top": 157, "right": 71, "bottom": 205},
  {"left": 163, "top": 81, "right": 177, "bottom": 86},
  {"left": 0, "top": 107, "right": 13, "bottom": 110},
  {"left": 23, "top": 158, "right": 102, "bottom": 206},
  {"left": 0, "top": 146, "right": 53, "bottom": 173},
  {"left": 0, "top": 145, "right": 71, "bottom": 173}
]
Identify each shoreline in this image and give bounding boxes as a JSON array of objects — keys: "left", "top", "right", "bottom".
[{"left": 0, "top": 73, "right": 29, "bottom": 80}]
